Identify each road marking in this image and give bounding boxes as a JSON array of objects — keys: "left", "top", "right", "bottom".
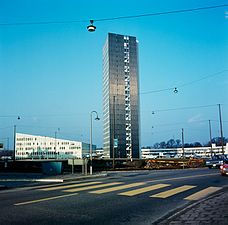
[
  {"left": 151, "top": 185, "right": 196, "bottom": 198},
  {"left": 118, "top": 184, "right": 171, "bottom": 196},
  {"left": 40, "top": 181, "right": 102, "bottom": 191},
  {"left": 184, "top": 186, "right": 222, "bottom": 201},
  {"left": 34, "top": 180, "right": 95, "bottom": 190},
  {"left": 147, "top": 173, "right": 218, "bottom": 184},
  {"left": 64, "top": 182, "right": 123, "bottom": 192},
  {"left": 89, "top": 182, "right": 145, "bottom": 194},
  {"left": 0, "top": 179, "right": 63, "bottom": 182},
  {"left": 14, "top": 193, "right": 78, "bottom": 206}
]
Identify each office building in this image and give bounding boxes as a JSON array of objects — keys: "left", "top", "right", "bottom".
[
  {"left": 15, "top": 133, "right": 96, "bottom": 160},
  {"left": 103, "top": 33, "right": 140, "bottom": 159}
]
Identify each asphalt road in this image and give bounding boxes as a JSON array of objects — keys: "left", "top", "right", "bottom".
[{"left": 0, "top": 168, "right": 227, "bottom": 225}]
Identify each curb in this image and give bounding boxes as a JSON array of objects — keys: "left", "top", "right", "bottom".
[
  {"left": 0, "top": 173, "right": 108, "bottom": 191},
  {"left": 152, "top": 186, "right": 228, "bottom": 225},
  {"left": 35, "top": 179, "right": 64, "bottom": 182},
  {"left": 0, "top": 185, "right": 7, "bottom": 190},
  {"left": 0, "top": 178, "right": 64, "bottom": 182},
  {"left": 62, "top": 173, "right": 108, "bottom": 181}
]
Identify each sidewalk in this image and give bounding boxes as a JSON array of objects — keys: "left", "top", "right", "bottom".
[
  {"left": 0, "top": 171, "right": 107, "bottom": 180},
  {"left": 155, "top": 188, "right": 228, "bottom": 225},
  {"left": 0, "top": 172, "right": 107, "bottom": 190}
]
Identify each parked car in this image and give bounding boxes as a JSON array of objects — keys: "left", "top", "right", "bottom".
[
  {"left": 205, "top": 155, "right": 227, "bottom": 169},
  {"left": 220, "top": 160, "right": 228, "bottom": 176},
  {"left": 0, "top": 156, "right": 12, "bottom": 160}
]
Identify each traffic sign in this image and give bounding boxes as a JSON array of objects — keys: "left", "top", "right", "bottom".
[{"left": 114, "top": 139, "right": 118, "bottom": 148}]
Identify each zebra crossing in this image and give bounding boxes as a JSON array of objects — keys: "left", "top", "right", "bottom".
[{"left": 37, "top": 180, "right": 222, "bottom": 201}]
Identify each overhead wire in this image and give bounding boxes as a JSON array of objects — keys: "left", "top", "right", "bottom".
[
  {"left": 0, "top": 4, "right": 227, "bottom": 26},
  {"left": 0, "top": 115, "right": 20, "bottom": 118},
  {"left": 0, "top": 126, "right": 13, "bottom": 130},
  {"left": 153, "top": 120, "right": 209, "bottom": 127},
  {"left": 151, "top": 104, "right": 218, "bottom": 113},
  {"left": 177, "top": 69, "right": 228, "bottom": 88},
  {"left": 94, "top": 4, "right": 228, "bottom": 22},
  {"left": 141, "top": 69, "right": 228, "bottom": 95}
]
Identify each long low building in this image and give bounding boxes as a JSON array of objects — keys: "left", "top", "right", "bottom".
[
  {"left": 15, "top": 133, "right": 96, "bottom": 160},
  {"left": 141, "top": 143, "right": 228, "bottom": 159}
]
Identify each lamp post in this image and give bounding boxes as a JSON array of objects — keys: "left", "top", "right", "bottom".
[
  {"left": 13, "top": 116, "right": 21, "bottom": 161},
  {"left": 54, "top": 128, "right": 60, "bottom": 159},
  {"left": 181, "top": 128, "right": 185, "bottom": 169},
  {"left": 208, "top": 120, "right": 213, "bottom": 157},
  {"left": 112, "top": 96, "right": 116, "bottom": 169},
  {"left": 181, "top": 128, "right": 185, "bottom": 158},
  {"left": 90, "top": 111, "right": 100, "bottom": 175},
  {"left": 218, "top": 104, "right": 224, "bottom": 155}
]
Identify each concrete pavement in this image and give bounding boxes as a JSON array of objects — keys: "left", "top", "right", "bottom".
[{"left": 155, "top": 187, "right": 228, "bottom": 225}]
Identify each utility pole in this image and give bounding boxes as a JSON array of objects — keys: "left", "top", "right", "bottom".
[
  {"left": 181, "top": 128, "right": 185, "bottom": 158},
  {"left": 55, "top": 131, "right": 57, "bottom": 159},
  {"left": 7, "top": 137, "right": 9, "bottom": 150},
  {"left": 181, "top": 128, "right": 185, "bottom": 169},
  {"left": 218, "top": 104, "right": 224, "bottom": 155},
  {"left": 112, "top": 96, "right": 116, "bottom": 170},
  {"left": 13, "top": 125, "right": 16, "bottom": 161},
  {"left": 208, "top": 120, "right": 213, "bottom": 157}
]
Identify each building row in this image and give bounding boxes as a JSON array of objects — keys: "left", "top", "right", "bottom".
[
  {"left": 141, "top": 143, "right": 228, "bottom": 159},
  {"left": 15, "top": 133, "right": 228, "bottom": 160}
]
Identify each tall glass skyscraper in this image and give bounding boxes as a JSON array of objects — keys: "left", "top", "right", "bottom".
[{"left": 103, "top": 33, "right": 140, "bottom": 159}]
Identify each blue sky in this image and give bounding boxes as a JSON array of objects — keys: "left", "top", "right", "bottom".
[{"left": 0, "top": 0, "right": 227, "bottom": 148}]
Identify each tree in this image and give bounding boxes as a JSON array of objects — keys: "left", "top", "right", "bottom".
[
  {"left": 193, "top": 142, "right": 202, "bottom": 147},
  {"left": 152, "top": 137, "right": 227, "bottom": 149},
  {"left": 211, "top": 137, "right": 228, "bottom": 146},
  {"left": 175, "top": 139, "right": 181, "bottom": 148},
  {"left": 159, "top": 141, "right": 166, "bottom": 149},
  {"left": 184, "top": 143, "right": 193, "bottom": 148},
  {"left": 153, "top": 143, "right": 160, "bottom": 149},
  {"left": 166, "top": 139, "right": 175, "bottom": 148}
]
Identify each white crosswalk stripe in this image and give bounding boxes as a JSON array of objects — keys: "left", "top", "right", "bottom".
[
  {"left": 89, "top": 182, "right": 145, "bottom": 194},
  {"left": 64, "top": 182, "right": 123, "bottom": 192},
  {"left": 150, "top": 185, "right": 196, "bottom": 198},
  {"left": 40, "top": 181, "right": 103, "bottom": 191},
  {"left": 118, "top": 183, "right": 171, "bottom": 196},
  {"left": 184, "top": 186, "right": 222, "bottom": 201}
]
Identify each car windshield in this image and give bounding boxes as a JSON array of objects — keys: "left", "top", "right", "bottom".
[{"left": 212, "top": 155, "right": 227, "bottom": 160}]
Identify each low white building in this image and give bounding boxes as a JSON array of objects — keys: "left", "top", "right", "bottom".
[
  {"left": 15, "top": 133, "right": 96, "bottom": 160},
  {"left": 141, "top": 143, "right": 228, "bottom": 159},
  {"left": 95, "top": 148, "right": 104, "bottom": 158}
]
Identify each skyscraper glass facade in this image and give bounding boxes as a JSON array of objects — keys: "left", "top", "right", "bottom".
[{"left": 103, "top": 33, "right": 140, "bottom": 159}]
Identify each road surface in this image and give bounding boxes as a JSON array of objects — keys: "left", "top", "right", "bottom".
[{"left": 0, "top": 168, "right": 227, "bottom": 225}]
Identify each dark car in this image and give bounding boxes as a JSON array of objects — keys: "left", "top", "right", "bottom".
[
  {"left": 206, "top": 155, "right": 228, "bottom": 169},
  {"left": 220, "top": 160, "right": 228, "bottom": 176}
]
